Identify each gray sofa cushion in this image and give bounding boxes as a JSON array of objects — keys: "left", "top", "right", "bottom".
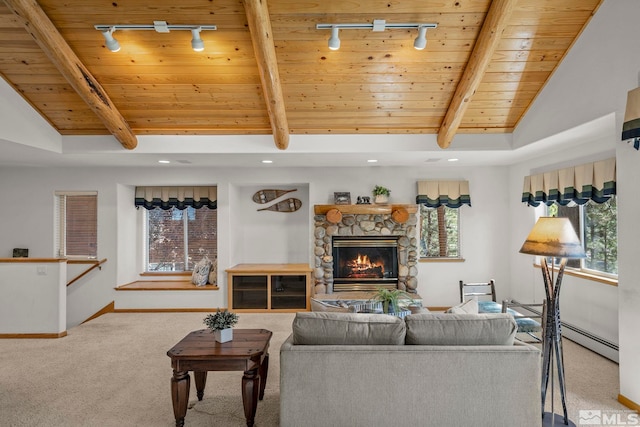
[
  {"left": 292, "top": 312, "right": 406, "bottom": 345},
  {"left": 405, "top": 313, "right": 517, "bottom": 346}
]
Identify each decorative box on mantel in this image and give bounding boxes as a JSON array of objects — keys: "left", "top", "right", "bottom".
[{"left": 313, "top": 204, "right": 419, "bottom": 296}]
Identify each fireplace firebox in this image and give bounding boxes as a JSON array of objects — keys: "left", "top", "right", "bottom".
[{"left": 332, "top": 236, "right": 399, "bottom": 291}]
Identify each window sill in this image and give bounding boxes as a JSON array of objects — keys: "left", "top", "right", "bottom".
[
  {"left": 419, "top": 258, "right": 465, "bottom": 263},
  {"left": 141, "top": 272, "right": 192, "bottom": 277},
  {"left": 533, "top": 263, "right": 618, "bottom": 287},
  {"left": 118, "top": 280, "right": 219, "bottom": 291}
]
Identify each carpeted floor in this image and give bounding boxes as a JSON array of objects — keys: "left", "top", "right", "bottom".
[{"left": 0, "top": 312, "right": 633, "bottom": 426}]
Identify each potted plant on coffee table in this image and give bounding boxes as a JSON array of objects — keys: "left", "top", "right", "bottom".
[
  {"left": 372, "top": 185, "right": 391, "bottom": 204},
  {"left": 203, "top": 308, "right": 239, "bottom": 343},
  {"left": 370, "top": 287, "right": 413, "bottom": 317}
]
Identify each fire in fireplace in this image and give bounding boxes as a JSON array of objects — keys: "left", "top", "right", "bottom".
[
  {"left": 345, "top": 253, "right": 384, "bottom": 278},
  {"left": 332, "top": 236, "right": 399, "bottom": 291}
]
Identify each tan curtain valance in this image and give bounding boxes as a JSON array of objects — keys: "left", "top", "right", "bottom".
[
  {"left": 416, "top": 180, "right": 471, "bottom": 208},
  {"left": 134, "top": 186, "right": 217, "bottom": 210},
  {"left": 522, "top": 158, "right": 616, "bottom": 207},
  {"left": 622, "top": 86, "right": 640, "bottom": 149}
]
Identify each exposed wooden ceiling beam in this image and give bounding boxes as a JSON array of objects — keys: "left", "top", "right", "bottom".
[
  {"left": 242, "top": 0, "right": 290, "bottom": 150},
  {"left": 437, "top": 0, "right": 517, "bottom": 149},
  {"left": 2, "top": 0, "right": 137, "bottom": 150}
]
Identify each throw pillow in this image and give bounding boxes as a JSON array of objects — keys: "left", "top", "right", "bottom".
[
  {"left": 446, "top": 298, "right": 478, "bottom": 314},
  {"left": 207, "top": 255, "right": 218, "bottom": 285},
  {"left": 191, "top": 256, "right": 211, "bottom": 286},
  {"left": 310, "top": 298, "right": 349, "bottom": 313}
]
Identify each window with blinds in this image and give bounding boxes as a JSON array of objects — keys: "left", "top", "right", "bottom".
[{"left": 55, "top": 192, "right": 98, "bottom": 258}]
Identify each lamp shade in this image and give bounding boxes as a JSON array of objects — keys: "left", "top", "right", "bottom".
[{"left": 519, "top": 217, "right": 586, "bottom": 258}]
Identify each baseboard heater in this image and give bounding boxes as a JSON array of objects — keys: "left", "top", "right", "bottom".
[{"left": 513, "top": 300, "right": 619, "bottom": 362}]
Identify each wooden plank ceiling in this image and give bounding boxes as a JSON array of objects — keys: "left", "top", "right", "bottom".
[{"left": 0, "top": 0, "right": 602, "bottom": 150}]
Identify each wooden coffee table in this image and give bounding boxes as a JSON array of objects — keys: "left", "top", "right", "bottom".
[{"left": 167, "top": 328, "right": 273, "bottom": 427}]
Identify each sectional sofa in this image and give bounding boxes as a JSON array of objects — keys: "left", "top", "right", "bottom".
[{"left": 280, "top": 311, "right": 542, "bottom": 427}]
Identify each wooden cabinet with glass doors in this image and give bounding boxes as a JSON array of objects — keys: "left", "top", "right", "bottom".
[{"left": 226, "top": 264, "right": 311, "bottom": 312}]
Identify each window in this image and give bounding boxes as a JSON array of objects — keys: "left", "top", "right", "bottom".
[
  {"left": 55, "top": 192, "right": 98, "bottom": 258},
  {"left": 547, "top": 196, "right": 617, "bottom": 275},
  {"left": 145, "top": 206, "right": 217, "bottom": 272},
  {"left": 419, "top": 205, "right": 460, "bottom": 258}
]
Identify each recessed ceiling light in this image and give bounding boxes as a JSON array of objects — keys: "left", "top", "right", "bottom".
[
  {"left": 448, "top": 158, "right": 459, "bottom": 162},
  {"left": 261, "top": 160, "right": 273, "bottom": 164},
  {"left": 158, "top": 160, "right": 171, "bottom": 164},
  {"left": 367, "top": 159, "right": 378, "bottom": 163}
]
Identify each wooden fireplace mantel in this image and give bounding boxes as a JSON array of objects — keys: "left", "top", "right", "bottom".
[{"left": 314, "top": 204, "right": 418, "bottom": 215}]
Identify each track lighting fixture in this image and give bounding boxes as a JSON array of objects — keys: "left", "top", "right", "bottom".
[
  {"left": 413, "top": 26, "right": 428, "bottom": 50},
  {"left": 100, "top": 27, "right": 121, "bottom": 52},
  {"left": 328, "top": 26, "right": 340, "bottom": 51},
  {"left": 94, "top": 21, "right": 217, "bottom": 52},
  {"left": 316, "top": 20, "right": 437, "bottom": 51},
  {"left": 190, "top": 28, "right": 204, "bottom": 52}
]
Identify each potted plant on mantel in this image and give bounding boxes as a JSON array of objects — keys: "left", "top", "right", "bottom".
[
  {"left": 203, "top": 309, "right": 239, "bottom": 343},
  {"left": 372, "top": 185, "right": 391, "bottom": 204}
]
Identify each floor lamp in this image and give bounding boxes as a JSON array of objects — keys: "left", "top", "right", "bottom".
[{"left": 520, "top": 217, "right": 586, "bottom": 427}]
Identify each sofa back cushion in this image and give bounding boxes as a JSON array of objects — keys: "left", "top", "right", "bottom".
[
  {"left": 405, "top": 313, "right": 517, "bottom": 345},
  {"left": 292, "top": 312, "right": 406, "bottom": 345}
]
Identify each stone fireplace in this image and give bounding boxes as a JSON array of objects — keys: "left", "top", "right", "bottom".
[{"left": 313, "top": 204, "right": 419, "bottom": 294}]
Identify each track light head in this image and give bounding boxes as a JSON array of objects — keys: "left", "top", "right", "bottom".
[
  {"left": 101, "top": 27, "right": 121, "bottom": 52},
  {"left": 413, "top": 26, "right": 428, "bottom": 50},
  {"left": 328, "top": 26, "right": 340, "bottom": 51},
  {"left": 191, "top": 28, "right": 204, "bottom": 52}
]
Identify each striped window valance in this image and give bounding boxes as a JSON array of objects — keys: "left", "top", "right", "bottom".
[
  {"left": 134, "top": 186, "right": 217, "bottom": 210},
  {"left": 416, "top": 180, "right": 471, "bottom": 208},
  {"left": 521, "top": 158, "right": 616, "bottom": 207},
  {"left": 622, "top": 87, "right": 640, "bottom": 150}
]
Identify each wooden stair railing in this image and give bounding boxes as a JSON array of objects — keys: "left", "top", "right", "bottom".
[{"left": 67, "top": 258, "right": 107, "bottom": 287}]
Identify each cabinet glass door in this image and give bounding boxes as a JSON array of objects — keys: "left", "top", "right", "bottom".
[
  {"left": 271, "top": 275, "right": 306, "bottom": 309},
  {"left": 232, "top": 276, "right": 268, "bottom": 309}
]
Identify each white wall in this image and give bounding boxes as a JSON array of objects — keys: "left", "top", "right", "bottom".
[
  {"left": 512, "top": 0, "right": 640, "bottom": 406},
  {"left": 116, "top": 184, "right": 137, "bottom": 286},
  {"left": 0, "top": 78, "right": 61, "bottom": 152},
  {"left": 418, "top": 167, "right": 511, "bottom": 304},
  {"left": 617, "top": 134, "right": 640, "bottom": 409},
  {"left": 230, "top": 184, "right": 309, "bottom": 264},
  {"left": 0, "top": 163, "right": 510, "bottom": 324},
  {"left": 0, "top": 261, "right": 66, "bottom": 335}
]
